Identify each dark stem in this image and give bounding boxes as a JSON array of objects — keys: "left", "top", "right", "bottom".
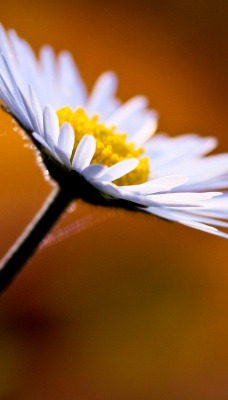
[{"left": 0, "top": 186, "right": 73, "bottom": 294}]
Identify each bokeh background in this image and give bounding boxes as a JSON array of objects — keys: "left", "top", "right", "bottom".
[{"left": 1, "top": 1, "right": 228, "bottom": 399}]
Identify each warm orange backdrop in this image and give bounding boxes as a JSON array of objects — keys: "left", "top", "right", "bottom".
[{"left": 1, "top": 1, "right": 228, "bottom": 399}]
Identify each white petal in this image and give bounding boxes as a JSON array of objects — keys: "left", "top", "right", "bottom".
[
  {"left": 0, "top": 24, "right": 11, "bottom": 54},
  {"left": 106, "top": 96, "right": 148, "bottom": 128},
  {"left": 131, "top": 111, "right": 158, "bottom": 146},
  {"left": 57, "top": 122, "right": 74, "bottom": 159},
  {"left": 29, "top": 85, "right": 43, "bottom": 134},
  {"left": 57, "top": 51, "right": 87, "bottom": 109},
  {"left": 147, "top": 134, "right": 218, "bottom": 174},
  {"left": 72, "top": 135, "right": 96, "bottom": 172},
  {"left": 39, "top": 46, "right": 56, "bottom": 82},
  {"left": 43, "top": 105, "right": 60, "bottom": 145},
  {"left": 174, "top": 212, "right": 228, "bottom": 228},
  {"left": 86, "top": 72, "right": 118, "bottom": 116},
  {"left": 148, "top": 192, "right": 221, "bottom": 207},
  {"left": 32, "top": 132, "right": 51, "bottom": 151},
  {"left": 144, "top": 206, "right": 228, "bottom": 238},
  {"left": 82, "top": 164, "right": 108, "bottom": 180},
  {"left": 120, "top": 175, "right": 188, "bottom": 195},
  {"left": 176, "top": 220, "right": 228, "bottom": 239},
  {"left": 182, "top": 178, "right": 228, "bottom": 191},
  {"left": 17, "top": 88, "right": 42, "bottom": 133},
  {"left": 97, "top": 158, "right": 139, "bottom": 182},
  {"left": 0, "top": 53, "right": 32, "bottom": 125},
  {"left": 92, "top": 181, "right": 123, "bottom": 198},
  {"left": 54, "top": 146, "right": 71, "bottom": 167},
  {"left": 0, "top": 82, "right": 32, "bottom": 129},
  {"left": 37, "top": 45, "right": 58, "bottom": 107}
]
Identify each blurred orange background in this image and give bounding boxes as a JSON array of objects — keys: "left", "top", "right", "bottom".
[{"left": 1, "top": 1, "right": 228, "bottom": 399}]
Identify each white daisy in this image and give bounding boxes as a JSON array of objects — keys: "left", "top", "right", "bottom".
[{"left": 0, "top": 25, "right": 228, "bottom": 238}]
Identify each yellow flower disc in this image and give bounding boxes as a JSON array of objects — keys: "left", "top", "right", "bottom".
[{"left": 57, "top": 107, "right": 150, "bottom": 185}]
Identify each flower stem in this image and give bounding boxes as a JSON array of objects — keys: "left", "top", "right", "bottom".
[{"left": 0, "top": 186, "right": 73, "bottom": 294}]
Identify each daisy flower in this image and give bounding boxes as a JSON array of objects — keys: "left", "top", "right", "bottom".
[{"left": 0, "top": 24, "right": 228, "bottom": 239}]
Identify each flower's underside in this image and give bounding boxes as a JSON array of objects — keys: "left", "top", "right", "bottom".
[{"left": 0, "top": 24, "right": 228, "bottom": 238}]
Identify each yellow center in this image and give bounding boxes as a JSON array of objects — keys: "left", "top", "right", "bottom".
[{"left": 57, "top": 107, "right": 150, "bottom": 185}]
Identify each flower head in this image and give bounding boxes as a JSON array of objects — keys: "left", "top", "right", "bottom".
[{"left": 0, "top": 25, "right": 228, "bottom": 238}]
